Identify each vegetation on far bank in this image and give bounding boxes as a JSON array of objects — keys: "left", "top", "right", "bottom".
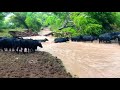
[{"left": 1, "top": 12, "right": 120, "bottom": 37}]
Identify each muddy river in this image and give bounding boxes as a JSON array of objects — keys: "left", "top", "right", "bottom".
[{"left": 25, "top": 28, "right": 120, "bottom": 78}]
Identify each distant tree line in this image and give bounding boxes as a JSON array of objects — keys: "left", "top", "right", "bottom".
[{"left": 1, "top": 12, "right": 120, "bottom": 37}]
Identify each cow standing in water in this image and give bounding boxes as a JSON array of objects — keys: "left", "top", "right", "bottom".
[
  {"left": 99, "top": 33, "right": 112, "bottom": 43},
  {"left": 54, "top": 37, "right": 69, "bottom": 43},
  {"left": 71, "top": 36, "right": 82, "bottom": 42},
  {"left": 82, "top": 35, "right": 97, "bottom": 42}
]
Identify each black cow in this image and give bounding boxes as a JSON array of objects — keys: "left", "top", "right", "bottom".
[
  {"left": 82, "top": 35, "right": 97, "bottom": 42},
  {"left": 0, "top": 37, "right": 43, "bottom": 53},
  {"left": 30, "top": 40, "right": 43, "bottom": 52},
  {"left": 71, "top": 36, "right": 82, "bottom": 42},
  {"left": 110, "top": 32, "right": 120, "bottom": 40},
  {"left": 0, "top": 38, "right": 4, "bottom": 51},
  {"left": 54, "top": 37, "right": 69, "bottom": 43},
  {"left": 0, "top": 37, "right": 3, "bottom": 39},
  {"left": 20, "top": 39, "right": 31, "bottom": 53},
  {"left": 0, "top": 37, "right": 7, "bottom": 51},
  {"left": 12, "top": 38, "right": 23, "bottom": 53},
  {"left": 99, "top": 33, "right": 112, "bottom": 43},
  {"left": 0, "top": 37, "right": 15, "bottom": 51},
  {"left": 20, "top": 39, "right": 43, "bottom": 53},
  {"left": 0, "top": 37, "right": 23, "bottom": 52},
  {"left": 117, "top": 34, "right": 120, "bottom": 45}
]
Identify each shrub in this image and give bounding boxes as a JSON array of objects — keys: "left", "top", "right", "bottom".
[{"left": 80, "top": 24, "right": 103, "bottom": 36}]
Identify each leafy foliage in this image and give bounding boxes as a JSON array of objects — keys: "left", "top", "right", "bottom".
[
  {"left": 0, "top": 12, "right": 5, "bottom": 30},
  {"left": 1, "top": 12, "right": 120, "bottom": 37},
  {"left": 87, "top": 12, "right": 116, "bottom": 31},
  {"left": 81, "top": 24, "right": 102, "bottom": 36},
  {"left": 25, "top": 12, "right": 42, "bottom": 31}
]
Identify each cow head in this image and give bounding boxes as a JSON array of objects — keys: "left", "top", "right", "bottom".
[
  {"left": 38, "top": 41, "right": 43, "bottom": 48},
  {"left": 45, "top": 38, "right": 49, "bottom": 41}
]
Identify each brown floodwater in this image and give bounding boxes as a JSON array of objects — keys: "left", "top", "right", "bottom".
[{"left": 28, "top": 28, "right": 120, "bottom": 78}]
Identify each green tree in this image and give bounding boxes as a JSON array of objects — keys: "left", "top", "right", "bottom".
[
  {"left": 10, "top": 12, "right": 29, "bottom": 29},
  {"left": 87, "top": 12, "right": 116, "bottom": 31},
  {"left": 0, "top": 12, "right": 5, "bottom": 30},
  {"left": 25, "top": 12, "right": 42, "bottom": 31}
]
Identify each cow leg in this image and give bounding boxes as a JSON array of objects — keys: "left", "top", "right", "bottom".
[
  {"left": 2, "top": 48, "right": 5, "bottom": 51},
  {"left": 14, "top": 47, "right": 17, "bottom": 52},
  {"left": 32, "top": 48, "right": 35, "bottom": 53},
  {"left": 32, "top": 49, "right": 35, "bottom": 53},
  {"left": 22, "top": 48, "right": 25, "bottom": 54},
  {"left": 99, "top": 40, "right": 101, "bottom": 43},
  {"left": 28, "top": 48, "right": 31, "bottom": 53},
  {"left": 7, "top": 48, "right": 9, "bottom": 51},
  {"left": 109, "top": 40, "right": 111, "bottom": 43},
  {"left": 18, "top": 47, "right": 21, "bottom": 54},
  {"left": 11, "top": 48, "right": 12, "bottom": 52},
  {"left": 14, "top": 47, "right": 19, "bottom": 53},
  {"left": 29, "top": 48, "right": 32, "bottom": 53},
  {"left": 27, "top": 48, "right": 29, "bottom": 53},
  {"left": 30, "top": 48, "right": 32, "bottom": 53},
  {"left": 30, "top": 48, "right": 33, "bottom": 53}
]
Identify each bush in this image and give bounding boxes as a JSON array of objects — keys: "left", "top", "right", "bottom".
[
  {"left": 80, "top": 24, "right": 103, "bottom": 36},
  {"left": 62, "top": 27, "right": 79, "bottom": 37},
  {"left": 52, "top": 27, "right": 80, "bottom": 38}
]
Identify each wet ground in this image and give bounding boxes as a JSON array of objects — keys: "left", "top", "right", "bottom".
[{"left": 0, "top": 51, "right": 72, "bottom": 78}]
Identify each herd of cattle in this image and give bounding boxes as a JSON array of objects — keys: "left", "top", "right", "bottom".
[
  {"left": 54, "top": 32, "right": 120, "bottom": 44},
  {"left": 0, "top": 37, "right": 44, "bottom": 53},
  {"left": 1, "top": 31, "right": 120, "bottom": 54}
]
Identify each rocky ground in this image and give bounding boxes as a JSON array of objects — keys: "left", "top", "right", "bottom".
[{"left": 0, "top": 51, "right": 72, "bottom": 78}]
